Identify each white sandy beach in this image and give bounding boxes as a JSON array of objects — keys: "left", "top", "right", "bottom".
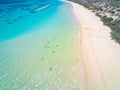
[{"left": 65, "top": 0, "right": 120, "bottom": 90}]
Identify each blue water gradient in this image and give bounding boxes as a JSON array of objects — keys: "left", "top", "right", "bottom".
[
  {"left": 0, "top": 0, "right": 81, "bottom": 89},
  {"left": 0, "top": 0, "right": 56, "bottom": 4},
  {"left": 0, "top": 0, "right": 67, "bottom": 42}
]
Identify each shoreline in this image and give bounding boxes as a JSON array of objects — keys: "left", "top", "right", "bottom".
[{"left": 64, "top": 0, "right": 120, "bottom": 90}]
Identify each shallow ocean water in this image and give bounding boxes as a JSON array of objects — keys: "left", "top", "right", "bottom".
[{"left": 0, "top": 0, "right": 85, "bottom": 89}]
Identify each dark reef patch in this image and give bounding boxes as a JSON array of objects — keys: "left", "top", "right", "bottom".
[
  {"left": 52, "top": 51, "right": 55, "bottom": 53},
  {"left": 19, "top": 16, "right": 23, "bottom": 18},
  {"left": 0, "top": 9, "right": 4, "bottom": 13},
  {"left": 7, "top": 22, "right": 12, "bottom": 24},
  {"left": 50, "top": 67, "right": 52, "bottom": 71}
]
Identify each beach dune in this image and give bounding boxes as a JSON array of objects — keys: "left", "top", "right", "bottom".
[{"left": 65, "top": 1, "right": 120, "bottom": 90}]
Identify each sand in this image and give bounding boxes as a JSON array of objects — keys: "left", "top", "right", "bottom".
[{"left": 64, "top": 0, "right": 120, "bottom": 90}]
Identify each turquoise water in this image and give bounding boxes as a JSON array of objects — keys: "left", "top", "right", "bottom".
[
  {"left": 0, "top": 0, "right": 83, "bottom": 89},
  {"left": 0, "top": 0, "right": 57, "bottom": 42}
]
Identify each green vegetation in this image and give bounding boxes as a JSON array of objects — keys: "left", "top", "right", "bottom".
[
  {"left": 68, "top": 0, "right": 120, "bottom": 44},
  {"left": 90, "top": 6, "right": 103, "bottom": 11},
  {"left": 101, "top": 16, "right": 113, "bottom": 26},
  {"left": 111, "top": 31, "right": 120, "bottom": 44},
  {"left": 101, "top": 16, "right": 120, "bottom": 44}
]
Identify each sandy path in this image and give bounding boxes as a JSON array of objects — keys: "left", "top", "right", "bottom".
[{"left": 65, "top": 1, "right": 120, "bottom": 90}]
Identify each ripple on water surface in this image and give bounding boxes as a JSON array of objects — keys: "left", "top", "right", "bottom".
[{"left": 0, "top": 1, "right": 85, "bottom": 89}]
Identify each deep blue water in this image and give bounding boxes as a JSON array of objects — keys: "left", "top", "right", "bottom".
[
  {"left": 0, "top": 0, "right": 56, "bottom": 4},
  {"left": 0, "top": 0, "right": 67, "bottom": 42},
  {"left": 0, "top": 0, "right": 81, "bottom": 89}
]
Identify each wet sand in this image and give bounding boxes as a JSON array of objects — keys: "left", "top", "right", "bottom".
[{"left": 65, "top": 0, "right": 120, "bottom": 90}]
